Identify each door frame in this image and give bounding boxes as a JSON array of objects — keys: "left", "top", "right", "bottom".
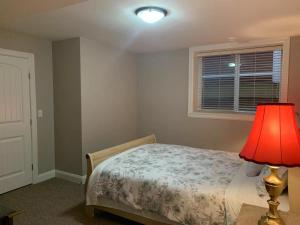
[{"left": 0, "top": 48, "right": 38, "bottom": 184}]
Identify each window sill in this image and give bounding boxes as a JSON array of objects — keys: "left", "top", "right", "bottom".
[{"left": 188, "top": 111, "right": 255, "bottom": 121}]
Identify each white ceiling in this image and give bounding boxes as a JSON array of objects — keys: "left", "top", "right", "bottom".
[{"left": 1, "top": 0, "right": 300, "bottom": 52}]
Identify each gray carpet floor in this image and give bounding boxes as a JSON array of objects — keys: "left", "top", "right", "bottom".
[{"left": 0, "top": 178, "right": 140, "bottom": 225}]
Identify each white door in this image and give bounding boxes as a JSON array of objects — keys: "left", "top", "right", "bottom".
[{"left": 0, "top": 53, "right": 32, "bottom": 194}]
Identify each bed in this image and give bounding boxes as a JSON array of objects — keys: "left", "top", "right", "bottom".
[{"left": 85, "top": 135, "right": 291, "bottom": 225}]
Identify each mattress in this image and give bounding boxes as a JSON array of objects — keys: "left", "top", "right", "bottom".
[
  {"left": 86, "top": 143, "right": 289, "bottom": 225},
  {"left": 87, "top": 143, "right": 243, "bottom": 225}
]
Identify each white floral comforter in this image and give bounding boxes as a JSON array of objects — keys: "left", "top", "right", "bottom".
[{"left": 87, "top": 144, "right": 243, "bottom": 225}]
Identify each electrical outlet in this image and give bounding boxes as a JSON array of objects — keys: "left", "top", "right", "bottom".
[{"left": 37, "top": 110, "right": 43, "bottom": 118}]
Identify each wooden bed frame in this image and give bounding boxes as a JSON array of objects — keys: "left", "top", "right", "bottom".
[
  {"left": 85, "top": 134, "right": 173, "bottom": 225},
  {"left": 85, "top": 134, "right": 300, "bottom": 224}
]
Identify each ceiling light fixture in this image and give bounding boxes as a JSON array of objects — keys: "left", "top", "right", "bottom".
[{"left": 135, "top": 6, "right": 167, "bottom": 24}]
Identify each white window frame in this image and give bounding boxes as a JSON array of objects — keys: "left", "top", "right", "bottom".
[{"left": 188, "top": 38, "right": 290, "bottom": 121}]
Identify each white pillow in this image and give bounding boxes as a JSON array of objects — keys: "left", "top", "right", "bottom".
[
  {"left": 246, "top": 162, "right": 264, "bottom": 177},
  {"left": 256, "top": 166, "right": 288, "bottom": 198}
]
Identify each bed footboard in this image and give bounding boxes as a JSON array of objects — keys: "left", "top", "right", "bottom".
[{"left": 85, "top": 134, "right": 156, "bottom": 191}]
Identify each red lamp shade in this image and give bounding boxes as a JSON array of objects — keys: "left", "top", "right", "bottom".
[{"left": 239, "top": 103, "right": 300, "bottom": 167}]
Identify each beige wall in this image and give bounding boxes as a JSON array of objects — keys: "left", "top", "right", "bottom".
[
  {"left": 137, "top": 38, "right": 300, "bottom": 152},
  {"left": 137, "top": 49, "right": 252, "bottom": 152},
  {"left": 52, "top": 38, "right": 83, "bottom": 175},
  {"left": 286, "top": 36, "right": 300, "bottom": 214},
  {"left": 288, "top": 36, "right": 300, "bottom": 113},
  {"left": 0, "top": 30, "right": 297, "bottom": 178},
  {"left": 80, "top": 37, "right": 137, "bottom": 174},
  {"left": 0, "top": 29, "right": 55, "bottom": 174}
]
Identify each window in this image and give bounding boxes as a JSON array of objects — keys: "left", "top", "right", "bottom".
[
  {"left": 201, "top": 49, "right": 281, "bottom": 112},
  {"left": 188, "top": 40, "right": 289, "bottom": 120}
]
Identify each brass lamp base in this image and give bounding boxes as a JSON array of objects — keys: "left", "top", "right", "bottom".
[
  {"left": 258, "top": 166, "right": 285, "bottom": 225},
  {"left": 259, "top": 214, "right": 284, "bottom": 225}
]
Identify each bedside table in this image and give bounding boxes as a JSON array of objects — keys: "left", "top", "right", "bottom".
[
  {"left": 0, "top": 205, "right": 23, "bottom": 225},
  {"left": 236, "top": 204, "right": 300, "bottom": 225}
]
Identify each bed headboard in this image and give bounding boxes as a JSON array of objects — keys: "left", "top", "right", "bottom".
[{"left": 288, "top": 168, "right": 300, "bottom": 213}]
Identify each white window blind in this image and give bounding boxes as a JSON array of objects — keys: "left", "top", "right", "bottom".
[{"left": 199, "top": 47, "right": 282, "bottom": 112}]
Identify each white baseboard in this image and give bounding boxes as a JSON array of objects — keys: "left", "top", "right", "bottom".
[
  {"left": 82, "top": 175, "right": 87, "bottom": 184},
  {"left": 56, "top": 170, "right": 86, "bottom": 184},
  {"left": 33, "top": 169, "right": 86, "bottom": 184},
  {"left": 34, "top": 170, "right": 56, "bottom": 184}
]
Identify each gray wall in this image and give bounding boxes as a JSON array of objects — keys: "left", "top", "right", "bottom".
[
  {"left": 137, "top": 49, "right": 252, "bottom": 152},
  {"left": 137, "top": 39, "right": 300, "bottom": 152},
  {"left": 286, "top": 36, "right": 300, "bottom": 214},
  {"left": 288, "top": 36, "right": 300, "bottom": 113},
  {"left": 52, "top": 38, "right": 83, "bottom": 175},
  {"left": 0, "top": 29, "right": 55, "bottom": 174},
  {"left": 3, "top": 31, "right": 295, "bottom": 176},
  {"left": 80, "top": 37, "right": 137, "bottom": 175}
]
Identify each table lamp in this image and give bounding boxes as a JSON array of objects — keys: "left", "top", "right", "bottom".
[{"left": 239, "top": 103, "right": 300, "bottom": 225}]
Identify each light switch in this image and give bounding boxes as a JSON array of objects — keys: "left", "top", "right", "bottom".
[{"left": 37, "top": 110, "right": 43, "bottom": 118}]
